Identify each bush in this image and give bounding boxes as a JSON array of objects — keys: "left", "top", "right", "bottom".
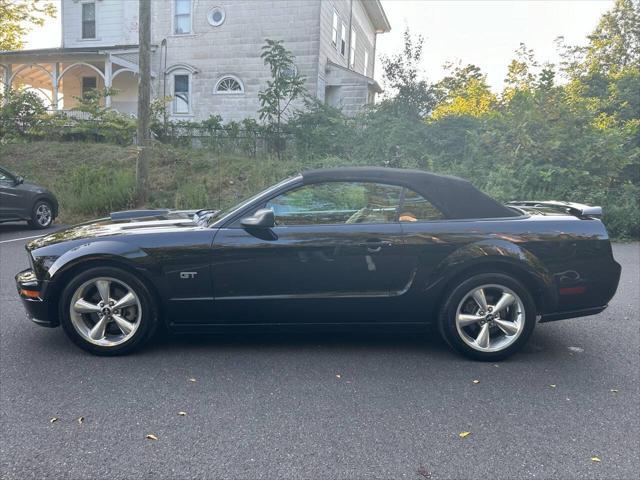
[{"left": 58, "top": 164, "right": 136, "bottom": 218}]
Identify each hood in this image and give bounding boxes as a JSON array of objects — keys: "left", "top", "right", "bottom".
[{"left": 27, "top": 211, "right": 203, "bottom": 251}]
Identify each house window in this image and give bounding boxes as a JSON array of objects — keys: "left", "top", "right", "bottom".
[
  {"left": 215, "top": 76, "right": 243, "bottom": 94},
  {"left": 82, "top": 77, "right": 97, "bottom": 98},
  {"left": 349, "top": 28, "right": 357, "bottom": 67},
  {"left": 173, "top": 74, "right": 190, "bottom": 114},
  {"left": 331, "top": 10, "right": 338, "bottom": 47},
  {"left": 340, "top": 23, "right": 346, "bottom": 56},
  {"left": 82, "top": 2, "right": 96, "bottom": 39},
  {"left": 208, "top": 7, "right": 225, "bottom": 26},
  {"left": 364, "top": 50, "right": 369, "bottom": 76},
  {"left": 174, "top": 0, "right": 191, "bottom": 34}
]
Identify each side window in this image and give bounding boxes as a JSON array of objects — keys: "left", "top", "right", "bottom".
[
  {"left": 399, "top": 189, "right": 445, "bottom": 222},
  {"left": 265, "top": 182, "right": 403, "bottom": 226},
  {"left": 0, "top": 169, "right": 13, "bottom": 186}
]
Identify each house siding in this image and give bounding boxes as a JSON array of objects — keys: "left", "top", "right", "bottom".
[{"left": 62, "top": 0, "right": 138, "bottom": 48}]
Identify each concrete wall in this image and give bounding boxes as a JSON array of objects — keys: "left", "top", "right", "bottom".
[{"left": 151, "top": 0, "right": 322, "bottom": 122}]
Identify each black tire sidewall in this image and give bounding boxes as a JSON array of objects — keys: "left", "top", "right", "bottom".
[
  {"left": 438, "top": 273, "right": 536, "bottom": 361},
  {"left": 29, "top": 200, "right": 53, "bottom": 229},
  {"left": 59, "top": 267, "right": 157, "bottom": 355}
]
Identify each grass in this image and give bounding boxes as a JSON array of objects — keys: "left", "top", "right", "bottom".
[{"left": 0, "top": 140, "right": 342, "bottom": 224}]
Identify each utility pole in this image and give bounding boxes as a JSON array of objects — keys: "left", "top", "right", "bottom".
[{"left": 136, "top": 0, "right": 151, "bottom": 204}]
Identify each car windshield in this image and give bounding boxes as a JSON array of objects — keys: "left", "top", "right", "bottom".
[{"left": 203, "top": 175, "right": 300, "bottom": 226}]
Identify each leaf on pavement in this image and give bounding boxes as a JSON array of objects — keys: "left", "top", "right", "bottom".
[
  {"left": 49, "top": 417, "right": 58, "bottom": 423},
  {"left": 472, "top": 379, "right": 480, "bottom": 384},
  {"left": 591, "top": 456, "right": 601, "bottom": 463},
  {"left": 146, "top": 434, "right": 158, "bottom": 441},
  {"left": 177, "top": 411, "right": 187, "bottom": 416},
  {"left": 458, "top": 431, "right": 471, "bottom": 438},
  {"left": 188, "top": 378, "right": 196, "bottom": 383},
  {"left": 610, "top": 389, "right": 619, "bottom": 393},
  {"left": 336, "top": 374, "right": 341, "bottom": 379},
  {"left": 549, "top": 384, "right": 557, "bottom": 388},
  {"left": 77, "top": 416, "right": 84, "bottom": 424}
]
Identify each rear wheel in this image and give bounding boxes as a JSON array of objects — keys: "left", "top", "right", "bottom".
[
  {"left": 28, "top": 200, "right": 53, "bottom": 229},
  {"left": 438, "top": 273, "right": 536, "bottom": 361},
  {"left": 59, "top": 267, "right": 158, "bottom": 355}
]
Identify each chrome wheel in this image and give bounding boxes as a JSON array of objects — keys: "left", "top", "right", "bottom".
[
  {"left": 455, "top": 284, "right": 526, "bottom": 353},
  {"left": 69, "top": 277, "right": 142, "bottom": 347},
  {"left": 35, "top": 203, "right": 52, "bottom": 227}
]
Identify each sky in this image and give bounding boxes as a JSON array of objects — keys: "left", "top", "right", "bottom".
[{"left": 25, "top": 0, "right": 614, "bottom": 91}]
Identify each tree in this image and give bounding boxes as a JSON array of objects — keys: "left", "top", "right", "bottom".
[
  {"left": 380, "top": 28, "right": 436, "bottom": 115},
  {"left": 504, "top": 43, "right": 539, "bottom": 91},
  {"left": 0, "top": 0, "right": 56, "bottom": 51},
  {"left": 258, "top": 39, "right": 307, "bottom": 133}
]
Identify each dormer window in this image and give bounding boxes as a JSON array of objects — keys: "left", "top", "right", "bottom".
[
  {"left": 174, "top": 0, "right": 192, "bottom": 35},
  {"left": 82, "top": 2, "right": 96, "bottom": 39}
]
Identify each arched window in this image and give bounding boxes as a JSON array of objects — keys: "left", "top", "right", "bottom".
[{"left": 214, "top": 76, "right": 244, "bottom": 94}]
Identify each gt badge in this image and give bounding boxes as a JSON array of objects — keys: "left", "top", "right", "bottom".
[{"left": 180, "top": 272, "right": 198, "bottom": 279}]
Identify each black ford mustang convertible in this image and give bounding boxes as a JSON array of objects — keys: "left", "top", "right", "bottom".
[{"left": 16, "top": 168, "right": 621, "bottom": 360}]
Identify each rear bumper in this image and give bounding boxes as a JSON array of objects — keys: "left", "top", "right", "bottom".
[{"left": 15, "top": 269, "right": 58, "bottom": 327}]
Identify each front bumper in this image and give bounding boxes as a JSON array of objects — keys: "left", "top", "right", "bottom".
[{"left": 15, "top": 269, "right": 57, "bottom": 327}]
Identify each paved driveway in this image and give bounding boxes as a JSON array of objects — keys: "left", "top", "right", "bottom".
[{"left": 1, "top": 223, "right": 638, "bottom": 479}]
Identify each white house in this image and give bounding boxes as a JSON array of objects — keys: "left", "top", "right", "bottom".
[{"left": 0, "top": 0, "right": 390, "bottom": 121}]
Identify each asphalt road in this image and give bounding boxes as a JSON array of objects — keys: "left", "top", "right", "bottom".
[{"left": 0, "top": 223, "right": 638, "bottom": 480}]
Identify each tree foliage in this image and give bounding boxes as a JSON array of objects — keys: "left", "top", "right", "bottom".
[{"left": 0, "top": 0, "right": 56, "bottom": 51}]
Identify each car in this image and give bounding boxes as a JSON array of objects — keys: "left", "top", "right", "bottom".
[
  {"left": 15, "top": 167, "right": 621, "bottom": 360},
  {"left": 0, "top": 166, "right": 59, "bottom": 229}
]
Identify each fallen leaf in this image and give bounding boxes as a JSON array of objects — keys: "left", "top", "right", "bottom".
[
  {"left": 568, "top": 346, "right": 584, "bottom": 353},
  {"left": 49, "top": 417, "right": 58, "bottom": 424},
  {"left": 336, "top": 374, "right": 341, "bottom": 379},
  {"left": 177, "top": 411, "right": 187, "bottom": 416},
  {"left": 416, "top": 465, "right": 432, "bottom": 479},
  {"left": 472, "top": 379, "right": 480, "bottom": 384},
  {"left": 77, "top": 416, "right": 84, "bottom": 424},
  {"left": 549, "top": 384, "right": 557, "bottom": 388},
  {"left": 458, "top": 431, "right": 471, "bottom": 438},
  {"left": 188, "top": 378, "right": 196, "bottom": 383},
  {"left": 591, "top": 456, "right": 601, "bottom": 463},
  {"left": 610, "top": 389, "right": 619, "bottom": 393},
  {"left": 145, "top": 434, "right": 158, "bottom": 441}
]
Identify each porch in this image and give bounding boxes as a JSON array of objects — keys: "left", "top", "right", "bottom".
[{"left": 0, "top": 46, "right": 143, "bottom": 115}]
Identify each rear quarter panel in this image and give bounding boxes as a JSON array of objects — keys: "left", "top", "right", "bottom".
[{"left": 401, "top": 214, "right": 619, "bottom": 318}]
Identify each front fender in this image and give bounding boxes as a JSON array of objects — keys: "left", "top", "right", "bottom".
[
  {"left": 45, "top": 240, "right": 150, "bottom": 281},
  {"left": 428, "top": 239, "right": 557, "bottom": 312}
]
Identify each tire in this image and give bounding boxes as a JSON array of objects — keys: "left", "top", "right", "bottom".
[
  {"left": 438, "top": 273, "right": 536, "bottom": 361},
  {"left": 28, "top": 200, "right": 54, "bottom": 229},
  {"left": 59, "top": 267, "right": 158, "bottom": 355}
]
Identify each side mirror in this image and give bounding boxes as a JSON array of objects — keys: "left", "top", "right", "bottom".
[
  {"left": 15, "top": 175, "right": 24, "bottom": 185},
  {"left": 241, "top": 208, "right": 275, "bottom": 229}
]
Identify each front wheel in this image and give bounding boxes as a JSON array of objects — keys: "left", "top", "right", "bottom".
[
  {"left": 28, "top": 200, "right": 54, "bottom": 229},
  {"left": 59, "top": 267, "right": 158, "bottom": 355},
  {"left": 438, "top": 273, "right": 537, "bottom": 361}
]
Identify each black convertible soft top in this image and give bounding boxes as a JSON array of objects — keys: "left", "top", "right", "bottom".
[{"left": 301, "top": 167, "right": 519, "bottom": 219}]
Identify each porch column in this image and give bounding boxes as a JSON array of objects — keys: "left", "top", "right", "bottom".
[
  {"left": 2, "top": 65, "right": 11, "bottom": 104},
  {"left": 51, "top": 62, "right": 60, "bottom": 111},
  {"left": 105, "top": 54, "right": 112, "bottom": 108}
]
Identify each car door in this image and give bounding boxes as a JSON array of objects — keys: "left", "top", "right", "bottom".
[
  {"left": 0, "top": 168, "right": 24, "bottom": 220},
  {"left": 209, "top": 181, "right": 417, "bottom": 324}
]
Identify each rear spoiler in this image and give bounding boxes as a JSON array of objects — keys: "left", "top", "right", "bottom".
[{"left": 506, "top": 201, "right": 602, "bottom": 218}]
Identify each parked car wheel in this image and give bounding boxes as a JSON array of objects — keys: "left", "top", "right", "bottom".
[
  {"left": 59, "top": 267, "right": 158, "bottom": 355},
  {"left": 28, "top": 200, "right": 54, "bottom": 229},
  {"left": 438, "top": 273, "right": 536, "bottom": 361}
]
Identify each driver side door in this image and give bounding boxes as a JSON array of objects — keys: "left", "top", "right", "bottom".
[{"left": 210, "top": 181, "right": 416, "bottom": 324}]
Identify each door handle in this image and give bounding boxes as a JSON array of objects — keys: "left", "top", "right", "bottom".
[{"left": 360, "top": 240, "right": 392, "bottom": 253}]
